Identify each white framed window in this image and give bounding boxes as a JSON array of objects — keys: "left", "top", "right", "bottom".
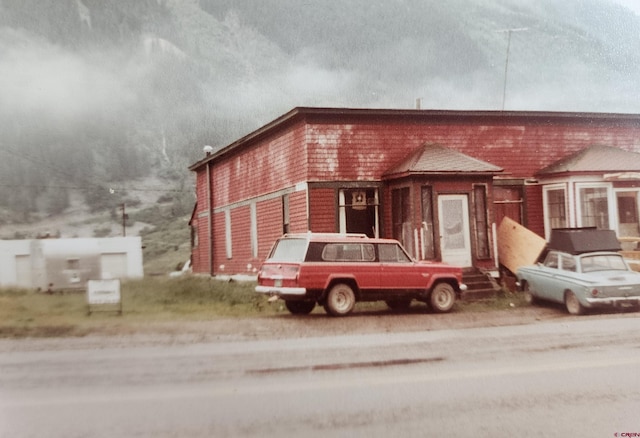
[
  {"left": 543, "top": 184, "right": 568, "bottom": 238},
  {"left": 338, "top": 188, "right": 379, "bottom": 237},
  {"left": 576, "top": 183, "right": 614, "bottom": 230}
]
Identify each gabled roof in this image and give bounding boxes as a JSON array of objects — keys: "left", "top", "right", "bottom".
[
  {"left": 383, "top": 143, "right": 503, "bottom": 179},
  {"left": 537, "top": 145, "right": 640, "bottom": 176}
]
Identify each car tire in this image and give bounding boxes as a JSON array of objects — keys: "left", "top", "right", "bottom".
[
  {"left": 564, "top": 291, "right": 585, "bottom": 315},
  {"left": 324, "top": 283, "right": 356, "bottom": 316},
  {"left": 522, "top": 282, "right": 537, "bottom": 305},
  {"left": 285, "top": 300, "right": 316, "bottom": 315},
  {"left": 385, "top": 299, "right": 412, "bottom": 311},
  {"left": 430, "top": 283, "right": 456, "bottom": 313}
]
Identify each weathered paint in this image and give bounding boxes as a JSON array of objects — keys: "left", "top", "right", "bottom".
[{"left": 190, "top": 108, "right": 640, "bottom": 275}]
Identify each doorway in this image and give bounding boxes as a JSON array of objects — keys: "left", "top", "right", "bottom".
[{"left": 438, "top": 194, "right": 472, "bottom": 267}]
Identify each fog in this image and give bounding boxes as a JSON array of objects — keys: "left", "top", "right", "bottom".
[{"left": 0, "top": 0, "right": 639, "bottom": 217}]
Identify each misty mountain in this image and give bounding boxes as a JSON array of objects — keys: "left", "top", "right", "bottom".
[{"left": 0, "top": 0, "right": 639, "bottom": 223}]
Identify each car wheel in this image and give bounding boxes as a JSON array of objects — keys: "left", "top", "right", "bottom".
[
  {"left": 325, "top": 283, "right": 356, "bottom": 316},
  {"left": 285, "top": 300, "right": 316, "bottom": 315},
  {"left": 522, "top": 282, "right": 537, "bottom": 305},
  {"left": 385, "top": 299, "right": 412, "bottom": 311},
  {"left": 430, "top": 283, "right": 456, "bottom": 313},
  {"left": 564, "top": 291, "right": 585, "bottom": 315}
]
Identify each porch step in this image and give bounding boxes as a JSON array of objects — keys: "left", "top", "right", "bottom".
[{"left": 460, "top": 268, "right": 501, "bottom": 301}]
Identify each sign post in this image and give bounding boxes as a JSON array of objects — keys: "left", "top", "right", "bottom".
[{"left": 87, "top": 279, "right": 122, "bottom": 315}]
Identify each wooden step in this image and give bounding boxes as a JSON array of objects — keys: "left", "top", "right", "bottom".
[{"left": 461, "top": 268, "right": 501, "bottom": 301}]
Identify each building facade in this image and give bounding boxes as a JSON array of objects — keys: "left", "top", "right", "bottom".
[{"left": 189, "top": 107, "right": 640, "bottom": 276}]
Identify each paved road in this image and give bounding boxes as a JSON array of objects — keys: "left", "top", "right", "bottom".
[{"left": 1, "top": 316, "right": 640, "bottom": 437}]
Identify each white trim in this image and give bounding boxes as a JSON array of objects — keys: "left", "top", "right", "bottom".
[
  {"left": 225, "top": 209, "right": 232, "bottom": 259},
  {"left": 542, "top": 183, "right": 568, "bottom": 240},
  {"left": 338, "top": 190, "right": 347, "bottom": 233},
  {"left": 575, "top": 182, "right": 615, "bottom": 231},
  {"left": 250, "top": 203, "right": 258, "bottom": 258}
]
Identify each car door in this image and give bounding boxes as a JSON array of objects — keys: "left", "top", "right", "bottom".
[
  {"left": 378, "top": 242, "right": 424, "bottom": 292},
  {"left": 528, "top": 252, "right": 560, "bottom": 301}
]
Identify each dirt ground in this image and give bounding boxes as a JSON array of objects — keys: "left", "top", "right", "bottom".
[{"left": 5, "top": 303, "right": 635, "bottom": 353}]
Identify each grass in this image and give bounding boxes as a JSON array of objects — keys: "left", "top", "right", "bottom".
[
  {"left": 0, "top": 276, "right": 528, "bottom": 339},
  {"left": 0, "top": 277, "right": 280, "bottom": 338}
]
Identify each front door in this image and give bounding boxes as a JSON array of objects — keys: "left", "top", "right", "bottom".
[{"left": 438, "top": 194, "right": 472, "bottom": 267}]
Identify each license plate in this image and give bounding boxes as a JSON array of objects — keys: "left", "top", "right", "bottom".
[{"left": 274, "top": 279, "right": 282, "bottom": 287}]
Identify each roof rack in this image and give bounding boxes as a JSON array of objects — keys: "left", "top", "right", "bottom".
[{"left": 283, "top": 232, "right": 369, "bottom": 239}]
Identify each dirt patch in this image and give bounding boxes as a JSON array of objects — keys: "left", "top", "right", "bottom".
[{"left": 0, "top": 305, "right": 570, "bottom": 352}]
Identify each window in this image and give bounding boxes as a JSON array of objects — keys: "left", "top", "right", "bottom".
[
  {"left": 559, "top": 254, "right": 576, "bottom": 272},
  {"left": 269, "top": 238, "right": 307, "bottom": 262},
  {"left": 544, "top": 252, "right": 559, "bottom": 268},
  {"left": 321, "top": 243, "right": 375, "bottom": 262},
  {"left": 378, "top": 243, "right": 412, "bottom": 263},
  {"left": 66, "top": 259, "right": 80, "bottom": 270},
  {"left": 474, "top": 185, "right": 490, "bottom": 259},
  {"left": 544, "top": 186, "right": 567, "bottom": 230},
  {"left": 338, "top": 188, "right": 379, "bottom": 237},
  {"left": 579, "top": 186, "right": 609, "bottom": 229}
]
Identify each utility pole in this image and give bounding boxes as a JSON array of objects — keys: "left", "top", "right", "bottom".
[
  {"left": 497, "top": 27, "right": 528, "bottom": 111},
  {"left": 120, "top": 203, "right": 127, "bottom": 237}
]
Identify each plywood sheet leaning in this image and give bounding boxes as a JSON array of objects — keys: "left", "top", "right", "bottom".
[{"left": 497, "top": 217, "right": 547, "bottom": 274}]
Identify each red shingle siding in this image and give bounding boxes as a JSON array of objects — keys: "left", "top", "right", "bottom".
[
  {"left": 256, "top": 197, "right": 283, "bottom": 260},
  {"left": 229, "top": 206, "right": 253, "bottom": 273},
  {"left": 525, "top": 185, "right": 544, "bottom": 236},
  {"left": 288, "top": 190, "right": 309, "bottom": 232},
  {"left": 212, "top": 211, "right": 227, "bottom": 273},
  {"left": 309, "top": 188, "right": 336, "bottom": 232},
  {"left": 193, "top": 216, "right": 209, "bottom": 273},
  {"left": 192, "top": 109, "right": 640, "bottom": 275},
  {"left": 212, "top": 123, "right": 307, "bottom": 208},
  {"left": 306, "top": 120, "right": 640, "bottom": 181}
]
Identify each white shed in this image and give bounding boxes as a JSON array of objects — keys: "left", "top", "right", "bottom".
[{"left": 0, "top": 237, "right": 143, "bottom": 290}]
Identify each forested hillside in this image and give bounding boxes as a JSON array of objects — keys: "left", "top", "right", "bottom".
[{"left": 0, "top": 0, "right": 639, "bottom": 226}]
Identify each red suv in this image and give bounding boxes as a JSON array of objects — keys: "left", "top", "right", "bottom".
[{"left": 255, "top": 233, "right": 467, "bottom": 316}]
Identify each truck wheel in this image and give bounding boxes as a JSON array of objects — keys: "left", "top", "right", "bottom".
[
  {"left": 430, "top": 283, "right": 456, "bottom": 313},
  {"left": 564, "top": 291, "right": 585, "bottom": 315},
  {"left": 324, "top": 283, "right": 356, "bottom": 316},
  {"left": 285, "top": 300, "right": 316, "bottom": 315}
]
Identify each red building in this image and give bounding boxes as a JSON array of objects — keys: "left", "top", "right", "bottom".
[{"left": 189, "top": 107, "right": 640, "bottom": 276}]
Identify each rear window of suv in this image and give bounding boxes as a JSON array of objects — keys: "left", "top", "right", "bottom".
[{"left": 268, "top": 238, "right": 308, "bottom": 262}]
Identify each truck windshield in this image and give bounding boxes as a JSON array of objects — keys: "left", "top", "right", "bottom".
[{"left": 268, "top": 238, "right": 308, "bottom": 262}]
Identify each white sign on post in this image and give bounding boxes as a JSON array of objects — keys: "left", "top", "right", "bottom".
[{"left": 87, "top": 279, "right": 122, "bottom": 314}]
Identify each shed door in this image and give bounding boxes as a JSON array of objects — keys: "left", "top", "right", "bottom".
[
  {"left": 438, "top": 195, "right": 472, "bottom": 267},
  {"left": 100, "top": 253, "right": 128, "bottom": 279}
]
